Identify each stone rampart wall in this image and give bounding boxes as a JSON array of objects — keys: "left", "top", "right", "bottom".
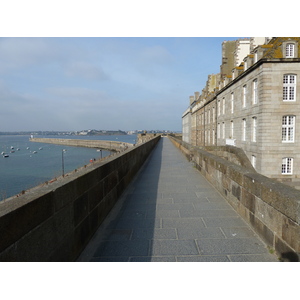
[
  {"left": 0, "top": 136, "right": 160, "bottom": 261},
  {"left": 169, "top": 136, "right": 300, "bottom": 260},
  {"left": 30, "top": 138, "right": 133, "bottom": 152}
]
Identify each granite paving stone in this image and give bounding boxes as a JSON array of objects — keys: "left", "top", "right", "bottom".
[
  {"left": 77, "top": 137, "right": 278, "bottom": 262},
  {"left": 197, "top": 238, "right": 270, "bottom": 255}
]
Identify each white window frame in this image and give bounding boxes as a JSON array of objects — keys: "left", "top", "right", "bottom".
[
  {"left": 243, "top": 85, "right": 247, "bottom": 108},
  {"left": 231, "top": 92, "right": 234, "bottom": 113},
  {"left": 242, "top": 118, "right": 246, "bottom": 141},
  {"left": 282, "top": 157, "right": 293, "bottom": 174},
  {"left": 252, "top": 117, "right": 257, "bottom": 142},
  {"left": 251, "top": 155, "right": 256, "bottom": 169},
  {"left": 222, "top": 122, "right": 225, "bottom": 139},
  {"left": 252, "top": 79, "right": 258, "bottom": 104},
  {"left": 254, "top": 52, "right": 258, "bottom": 63},
  {"left": 283, "top": 74, "right": 296, "bottom": 101},
  {"left": 282, "top": 115, "right": 295, "bottom": 142},
  {"left": 222, "top": 97, "right": 225, "bottom": 115},
  {"left": 286, "top": 43, "right": 295, "bottom": 58},
  {"left": 230, "top": 120, "right": 234, "bottom": 138}
]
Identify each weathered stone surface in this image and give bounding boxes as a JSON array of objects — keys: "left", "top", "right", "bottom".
[
  {"left": 170, "top": 136, "right": 300, "bottom": 257},
  {"left": 0, "top": 136, "right": 160, "bottom": 261}
]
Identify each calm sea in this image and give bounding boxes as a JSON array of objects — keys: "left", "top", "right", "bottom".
[{"left": 0, "top": 134, "right": 137, "bottom": 200}]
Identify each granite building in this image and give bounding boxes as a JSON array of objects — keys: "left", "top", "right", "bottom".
[{"left": 182, "top": 37, "right": 300, "bottom": 187}]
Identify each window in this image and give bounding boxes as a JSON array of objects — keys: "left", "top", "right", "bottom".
[
  {"left": 251, "top": 155, "right": 256, "bottom": 169},
  {"left": 282, "top": 157, "right": 293, "bottom": 174},
  {"left": 252, "top": 117, "right": 257, "bottom": 142},
  {"left": 221, "top": 122, "right": 225, "bottom": 139},
  {"left": 252, "top": 79, "right": 258, "bottom": 104},
  {"left": 217, "top": 100, "right": 221, "bottom": 116},
  {"left": 222, "top": 97, "right": 225, "bottom": 115},
  {"left": 283, "top": 74, "right": 296, "bottom": 101},
  {"left": 217, "top": 123, "right": 221, "bottom": 138},
  {"left": 254, "top": 52, "right": 258, "bottom": 63},
  {"left": 243, "top": 85, "right": 247, "bottom": 108},
  {"left": 242, "top": 119, "right": 246, "bottom": 141},
  {"left": 230, "top": 120, "right": 234, "bottom": 138},
  {"left": 282, "top": 115, "right": 295, "bottom": 142},
  {"left": 286, "top": 43, "right": 295, "bottom": 58},
  {"left": 231, "top": 93, "right": 234, "bottom": 113}
]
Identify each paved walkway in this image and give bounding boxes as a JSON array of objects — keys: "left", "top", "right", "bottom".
[{"left": 77, "top": 137, "right": 278, "bottom": 262}]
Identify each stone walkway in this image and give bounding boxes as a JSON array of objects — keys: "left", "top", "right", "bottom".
[{"left": 77, "top": 137, "right": 278, "bottom": 262}]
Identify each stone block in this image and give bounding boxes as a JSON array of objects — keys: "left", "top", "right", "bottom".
[
  {"left": 53, "top": 180, "right": 77, "bottom": 211},
  {"left": 88, "top": 182, "right": 104, "bottom": 212},
  {"left": 73, "top": 216, "right": 92, "bottom": 258},
  {"left": 231, "top": 182, "right": 241, "bottom": 201},
  {"left": 281, "top": 217, "right": 300, "bottom": 252},
  {"left": 103, "top": 171, "right": 119, "bottom": 196},
  {"left": 243, "top": 173, "right": 262, "bottom": 199},
  {"left": 0, "top": 192, "right": 54, "bottom": 253},
  {"left": 260, "top": 181, "right": 299, "bottom": 222},
  {"left": 73, "top": 193, "right": 89, "bottom": 226},
  {"left": 228, "top": 165, "right": 244, "bottom": 186},
  {"left": 255, "top": 198, "right": 283, "bottom": 236},
  {"left": 274, "top": 236, "right": 295, "bottom": 260},
  {"left": 249, "top": 213, "right": 274, "bottom": 247},
  {"left": 241, "top": 188, "right": 256, "bottom": 213}
]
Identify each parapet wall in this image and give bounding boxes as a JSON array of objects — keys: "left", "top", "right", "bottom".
[
  {"left": 0, "top": 136, "right": 160, "bottom": 261},
  {"left": 169, "top": 136, "right": 300, "bottom": 260}
]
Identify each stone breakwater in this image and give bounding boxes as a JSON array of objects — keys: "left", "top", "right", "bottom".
[{"left": 30, "top": 138, "right": 134, "bottom": 152}]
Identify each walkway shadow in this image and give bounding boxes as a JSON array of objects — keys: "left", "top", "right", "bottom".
[{"left": 83, "top": 138, "right": 163, "bottom": 261}]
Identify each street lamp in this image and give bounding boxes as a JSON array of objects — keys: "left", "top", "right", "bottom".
[{"left": 62, "top": 149, "right": 67, "bottom": 177}]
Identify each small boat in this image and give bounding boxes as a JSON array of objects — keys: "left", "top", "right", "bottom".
[
  {"left": 3, "top": 154, "right": 9, "bottom": 158},
  {"left": 39, "top": 147, "right": 43, "bottom": 150},
  {"left": 11, "top": 146, "right": 14, "bottom": 149},
  {"left": 32, "top": 151, "right": 37, "bottom": 154},
  {"left": 1, "top": 151, "right": 5, "bottom": 155},
  {"left": 10, "top": 150, "right": 15, "bottom": 153},
  {"left": 26, "top": 147, "right": 30, "bottom": 150},
  {"left": 17, "top": 148, "right": 20, "bottom": 151}
]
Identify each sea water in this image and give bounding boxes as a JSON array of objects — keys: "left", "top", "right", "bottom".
[{"left": 0, "top": 134, "right": 137, "bottom": 200}]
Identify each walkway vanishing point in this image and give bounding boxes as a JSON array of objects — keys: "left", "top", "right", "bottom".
[{"left": 77, "top": 137, "right": 278, "bottom": 262}]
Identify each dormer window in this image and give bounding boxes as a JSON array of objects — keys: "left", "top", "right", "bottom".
[{"left": 286, "top": 43, "right": 295, "bottom": 58}]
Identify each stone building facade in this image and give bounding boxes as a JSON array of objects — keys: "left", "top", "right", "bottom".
[{"left": 182, "top": 37, "right": 300, "bottom": 185}]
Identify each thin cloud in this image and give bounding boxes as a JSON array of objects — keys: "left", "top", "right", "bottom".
[{"left": 64, "top": 61, "right": 109, "bottom": 81}]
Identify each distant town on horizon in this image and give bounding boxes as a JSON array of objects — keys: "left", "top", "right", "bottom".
[{"left": 0, "top": 129, "right": 180, "bottom": 136}]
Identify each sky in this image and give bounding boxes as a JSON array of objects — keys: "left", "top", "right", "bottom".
[
  {"left": 0, "top": 36, "right": 240, "bottom": 132},
  {"left": 0, "top": 1, "right": 290, "bottom": 133}
]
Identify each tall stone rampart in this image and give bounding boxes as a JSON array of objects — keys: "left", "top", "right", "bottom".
[
  {"left": 169, "top": 136, "right": 300, "bottom": 260},
  {"left": 0, "top": 136, "right": 160, "bottom": 261}
]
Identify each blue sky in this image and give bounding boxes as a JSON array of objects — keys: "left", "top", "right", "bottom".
[
  {"left": 1, "top": 1, "right": 286, "bottom": 133},
  {"left": 0, "top": 37, "right": 241, "bottom": 132}
]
